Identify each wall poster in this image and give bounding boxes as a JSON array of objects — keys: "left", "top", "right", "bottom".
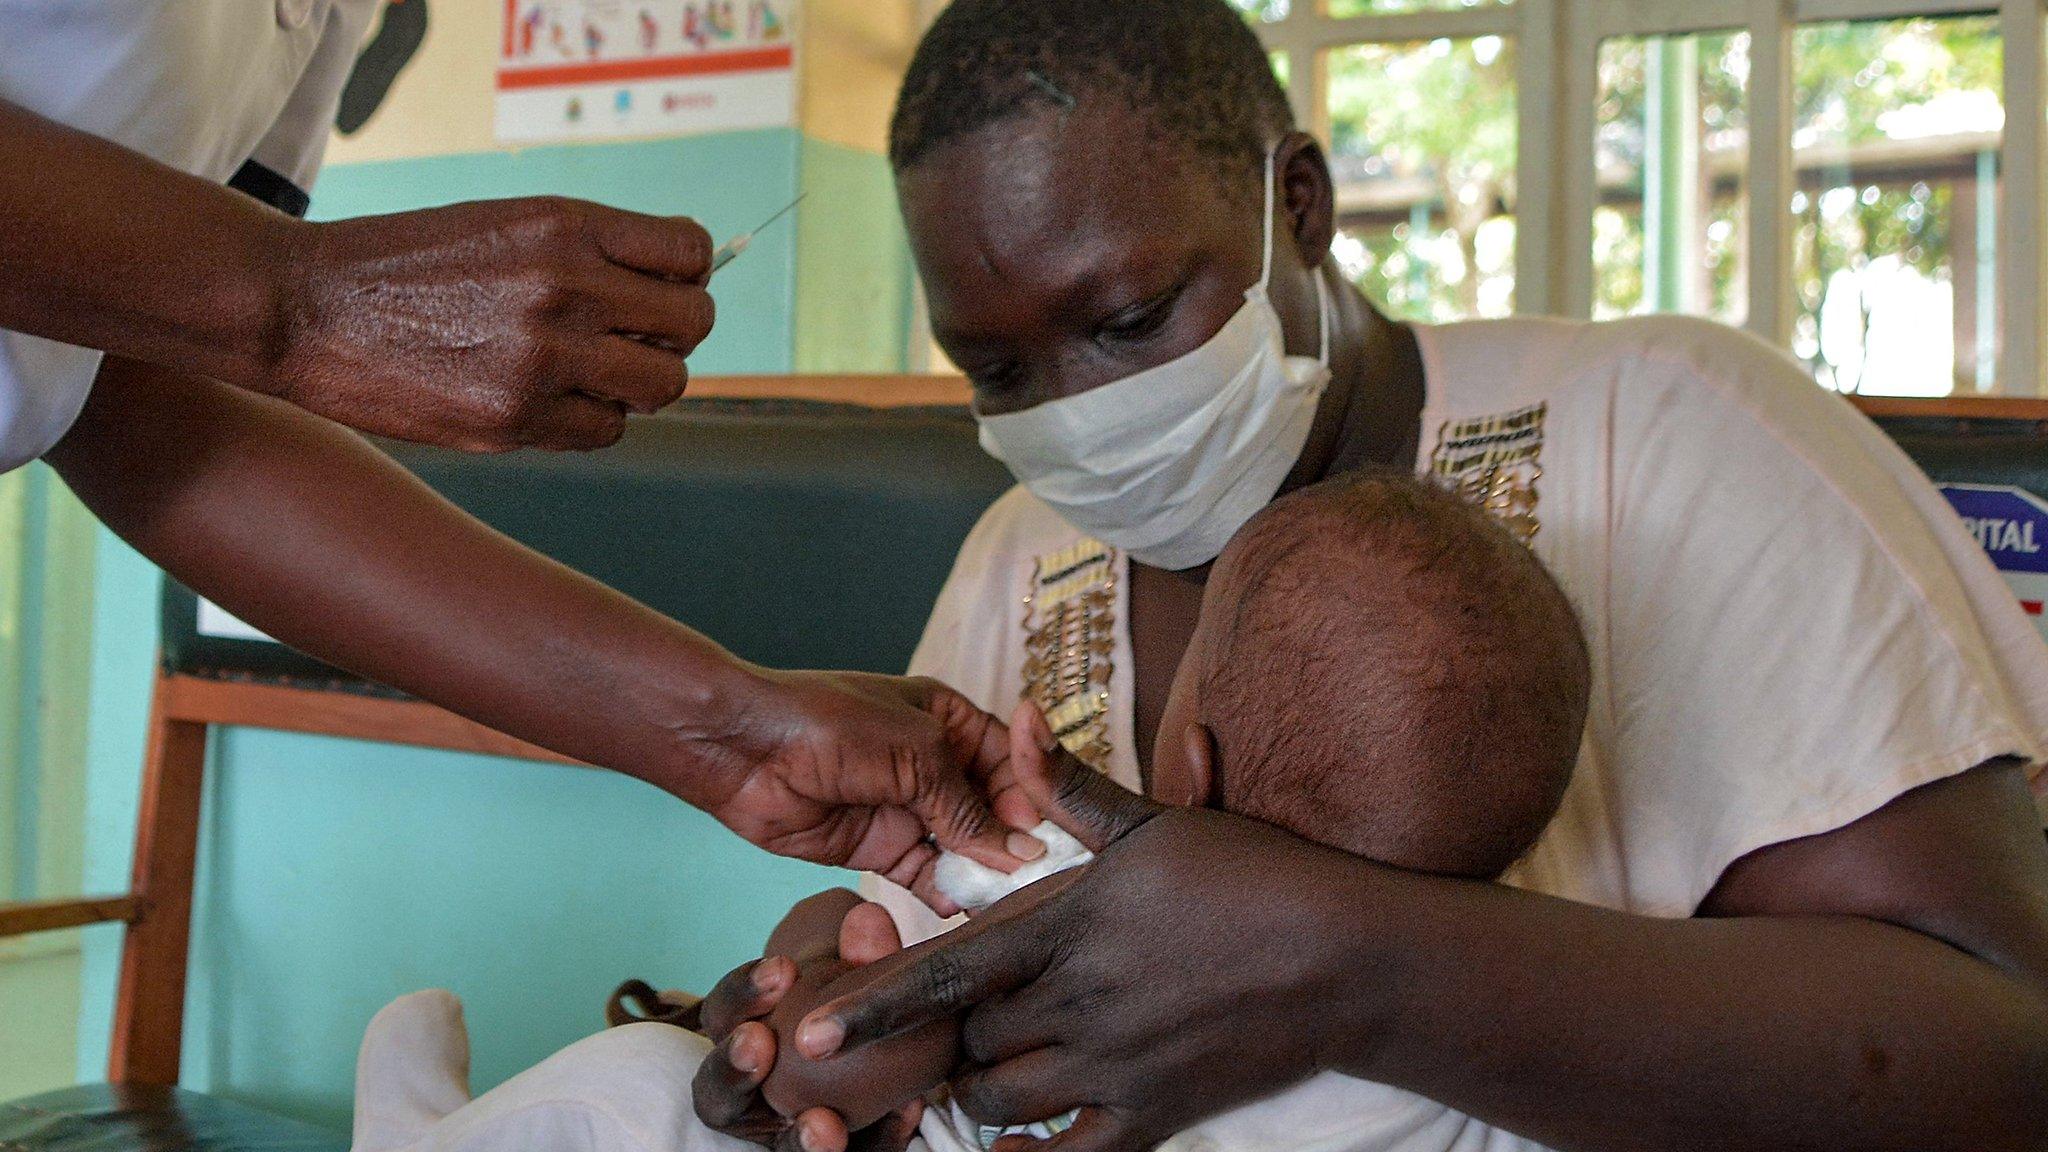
[{"left": 498, "top": 0, "right": 797, "bottom": 144}]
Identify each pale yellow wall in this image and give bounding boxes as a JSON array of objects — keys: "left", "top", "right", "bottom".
[
  {"left": 797, "top": 0, "right": 923, "bottom": 155},
  {"left": 326, "top": 0, "right": 499, "bottom": 166}
]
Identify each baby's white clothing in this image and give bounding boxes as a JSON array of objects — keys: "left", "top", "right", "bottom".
[
  {"left": 350, "top": 991, "right": 757, "bottom": 1152},
  {"left": 351, "top": 814, "right": 1091, "bottom": 1152}
]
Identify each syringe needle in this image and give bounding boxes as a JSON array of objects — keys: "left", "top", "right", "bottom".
[{"left": 710, "top": 192, "right": 809, "bottom": 274}]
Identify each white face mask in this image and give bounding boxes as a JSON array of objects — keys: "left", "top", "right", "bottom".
[{"left": 974, "top": 149, "right": 1333, "bottom": 571}]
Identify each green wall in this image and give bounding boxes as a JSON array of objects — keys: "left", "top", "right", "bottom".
[
  {"left": 303, "top": 131, "right": 808, "bottom": 374},
  {"left": 71, "top": 130, "right": 858, "bottom": 1127},
  {"left": 0, "top": 949, "right": 82, "bottom": 1096},
  {"left": 0, "top": 464, "right": 96, "bottom": 1101},
  {"left": 794, "top": 138, "right": 916, "bottom": 373}
]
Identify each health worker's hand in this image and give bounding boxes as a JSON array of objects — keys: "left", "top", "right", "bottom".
[
  {"left": 271, "top": 197, "right": 717, "bottom": 451},
  {"left": 682, "top": 671, "right": 1045, "bottom": 906}
]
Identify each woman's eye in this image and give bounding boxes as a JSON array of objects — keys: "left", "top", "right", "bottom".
[
  {"left": 1096, "top": 291, "right": 1178, "bottom": 344},
  {"left": 968, "top": 360, "right": 1024, "bottom": 392}
]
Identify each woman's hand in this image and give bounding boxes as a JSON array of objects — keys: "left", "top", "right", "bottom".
[
  {"left": 792, "top": 793, "right": 1390, "bottom": 1152},
  {"left": 693, "top": 896, "right": 931, "bottom": 1152}
]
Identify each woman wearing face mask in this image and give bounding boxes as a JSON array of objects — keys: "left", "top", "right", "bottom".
[{"left": 687, "top": 3, "right": 2048, "bottom": 1152}]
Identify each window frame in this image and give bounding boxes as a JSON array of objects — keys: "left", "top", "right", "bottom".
[{"left": 1248, "top": 0, "right": 2048, "bottom": 395}]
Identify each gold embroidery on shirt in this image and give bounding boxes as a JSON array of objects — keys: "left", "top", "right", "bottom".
[
  {"left": 1430, "top": 402, "right": 1548, "bottom": 543},
  {"left": 1021, "top": 539, "right": 1118, "bottom": 772}
]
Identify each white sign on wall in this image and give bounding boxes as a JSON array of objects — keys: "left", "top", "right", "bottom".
[{"left": 497, "top": 0, "right": 796, "bottom": 144}]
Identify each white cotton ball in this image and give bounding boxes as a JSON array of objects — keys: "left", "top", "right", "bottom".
[{"left": 932, "top": 820, "right": 1094, "bottom": 911}]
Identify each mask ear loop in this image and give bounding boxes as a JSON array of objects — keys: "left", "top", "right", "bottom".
[
  {"left": 1263, "top": 144, "right": 1334, "bottom": 368},
  {"left": 1316, "top": 268, "right": 1332, "bottom": 367},
  {"left": 1257, "top": 147, "right": 1278, "bottom": 294}
]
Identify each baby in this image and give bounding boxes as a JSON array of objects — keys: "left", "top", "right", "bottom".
[
  {"left": 755, "top": 471, "right": 1592, "bottom": 1147},
  {"left": 347, "top": 472, "right": 1590, "bottom": 1152}
]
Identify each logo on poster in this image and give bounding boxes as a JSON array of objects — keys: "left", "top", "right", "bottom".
[
  {"left": 1943, "top": 485, "right": 2048, "bottom": 572},
  {"left": 1962, "top": 513, "right": 2042, "bottom": 556},
  {"left": 1941, "top": 484, "right": 2048, "bottom": 629}
]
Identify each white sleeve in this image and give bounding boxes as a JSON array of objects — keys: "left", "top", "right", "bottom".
[
  {"left": 1601, "top": 325, "right": 2048, "bottom": 913},
  {"left": 250, "top": 0, "right": 380, "bottom": 196}
]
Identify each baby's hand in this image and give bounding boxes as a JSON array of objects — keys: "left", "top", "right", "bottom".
[
  {"left": 1007, "top": 701, "right": 1164, "bottom": 853},
  {"left": 761, "top": 905, "right": 955, "bottom": 1132},
  {"left": 694, "top": 894, "right": 924, "bottom": 1152}
]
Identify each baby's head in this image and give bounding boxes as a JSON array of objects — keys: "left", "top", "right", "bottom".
[{"left": 1150, "top": 473, "right": 1589, "bottom": 879}]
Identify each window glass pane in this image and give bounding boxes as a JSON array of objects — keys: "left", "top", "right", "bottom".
[
  {"left": 1594, "top": 32, "right": 1751, "bottom": 327},
  {"left": 1227, "top": 0, "right": 1291, "bottom": 22},
  {"left": 1326, "top": 0, "right": 1513, "bottom": 16},
  {"left": 1326, "top": 37, "right": 1517, "bottom": 322},
  {"left": 1792, "top": 16, "right": 2003, "bottom": 396}
]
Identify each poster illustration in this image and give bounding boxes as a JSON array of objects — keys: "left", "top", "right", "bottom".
[{"left": 498, "top": 0, "right": 796, "bottom": 144}]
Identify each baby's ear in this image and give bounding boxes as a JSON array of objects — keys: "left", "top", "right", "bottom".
[{"left": 1007, "top": 700, "right": 1162, "bottom": 853}]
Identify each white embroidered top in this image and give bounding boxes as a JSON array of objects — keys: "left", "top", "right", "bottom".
[{"left": 873, "top": 314, "right": 2048, "bottom": 1152}]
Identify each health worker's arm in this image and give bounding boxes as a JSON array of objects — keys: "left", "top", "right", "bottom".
[
  {"left": 0, "top": 98, "right": 712, "bottom": 451},
  {"left": 45, "top": 356, "right": 1024, "bottom": 878},
  {"left": 798, "top": 755, "right": 2048, "bottom": 1152}
]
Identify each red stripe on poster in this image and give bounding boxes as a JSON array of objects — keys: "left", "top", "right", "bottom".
[
  {"left": 2024, "top": 601, "right": 2043, "bottom": 617},
  {"left": 497, "top": 46, "right": 794, "bottom": 90},
  {"left": 504, "top": 0, "right": 516, "bottom": 58}
]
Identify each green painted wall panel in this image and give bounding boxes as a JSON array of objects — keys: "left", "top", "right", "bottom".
[
  {"left": 0, "top": 465, "right": 96, "bottom": 901},
  {"left": 309, "top": 130, "right": 805, "bottom": 374},
  {"left": 174, "top": 730, "right": 836, "bottom": 1129},
  {"left": 794, "top": 139, "right": 915, "bottom": 374},
  {"left": 0, "top": 945, "right": 82, "bottom": 1098},
  {"left": 0, "top": 463, "right": 95, "bottom": 1101}
]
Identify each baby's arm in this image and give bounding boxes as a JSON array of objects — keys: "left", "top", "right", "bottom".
[{"left": 763, "top": 888, "right": 870, "bottom": 965}]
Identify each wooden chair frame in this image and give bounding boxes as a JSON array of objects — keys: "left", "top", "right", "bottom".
[{"left": 0, "top": 384, "right": 2037, "bottom": 1089}]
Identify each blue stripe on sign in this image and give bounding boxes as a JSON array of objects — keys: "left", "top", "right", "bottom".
[{"left": 1940, "top": 485, "right": 2048, "bottom": 575}]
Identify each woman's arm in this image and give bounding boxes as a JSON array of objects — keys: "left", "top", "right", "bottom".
[
  {"left": 45, "top": 356, "right": 1022, "bottom": 875},
  {"left": 802, "top": 760, "right": 2048, "bottom": 1152}
]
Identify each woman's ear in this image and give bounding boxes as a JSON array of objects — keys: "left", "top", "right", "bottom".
[
  {"left": 1180, "top": 721, "right": 1220, "bottom": 809},
  {"left": 1278, "top": 131, "right": 1337, "bottom": 269}
]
